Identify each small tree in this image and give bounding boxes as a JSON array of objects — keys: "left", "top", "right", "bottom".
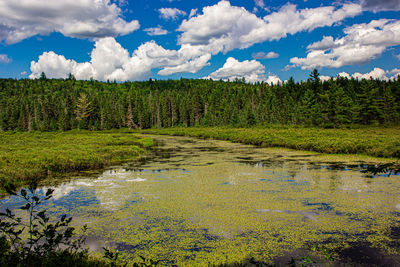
[
  {"left": 40, "top": 72, "right": 47, "bottom": 80},
  {"left": 0, "top": 182, "right": 87, "bottom": 266},
  {"left": 68, "top": 73, "right": 76, "bottom": 81},
  {"left": 75, "top": 93, "right": 93, "bottom": 130}
]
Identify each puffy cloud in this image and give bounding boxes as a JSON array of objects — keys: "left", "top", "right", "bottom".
[
  {"left": 177, "top": 1, "right": 361, "bottom": 55},
  {"left": 338, "top": 72, "right": 351, "bottom": 79},
  {"left": 306, "top": 36, "right": 336, "bottom": 50},
  {"left": 352, "top": 68, "right": 388, "bottom": 80},
  {"left": 336, "top": 67, "right": 400, "bottom": 80},
  {"left": 319, "top": 75, "right": 331, "bottom": 82},
  {"left": 291, "top": 19, "right": 400, "bottom": 69},
  {"left": 361, "top": 0, "right": 400, "bottom": 12},
  {"left": 158, "top": 8, "right": 186, "bottom": 20},
  {"left": 252, "top": 51, "right": 279, "bottom": 59},
  {"left": 0, "top": 54, "right": 11, "bottom": 64},
  {"left": 266, "top": 75, "right": 282, "bottom": 85},
  {"left": 390, "top": 68, "right": 400, "bottom": 79},
  {"left": 30, "top": 52, "right": 77, "bottom": 79},
  {"left": 263, "top": 3, "right": 361, "bottom": 38},
  {"left": 205, "top": 57, "right": 277, "bottom": 83},
  {"left": 158, "top": 54, "right": 211, "bottom": 76},
  {"left": 0, "top": 0, "right": 140, "bottom": 44},
  {"left": 89, "top": 37, "right": 130, "bottom": 80},
  {"left": 26, "top": 1, "right": 366, "bottom": 81},
  {"left": 144, "top": 26, "right": 168, "bottom": 36},
  {"left": 30, "top": 37, "right": 212, "bottom": 81}
]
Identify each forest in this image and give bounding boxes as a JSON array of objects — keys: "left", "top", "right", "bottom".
[
  {"left": 1, "top": 70, "right": 400, "bottom": 132},
  {"left": 1, "top": 71, "right": 400, "bottom": 266}
]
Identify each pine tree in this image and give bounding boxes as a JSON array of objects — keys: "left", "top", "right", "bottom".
[{"left": 75, "top": 93, "right": 93, "bottom": 130}]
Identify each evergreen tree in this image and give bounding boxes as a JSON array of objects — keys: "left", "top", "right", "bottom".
[{"left": 75, "top": 93, "right": 93, "bottom": 130}]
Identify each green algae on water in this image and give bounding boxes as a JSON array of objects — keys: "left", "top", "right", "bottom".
[{"left": 5, "top": 135, "right": 400, "bottom": 266}]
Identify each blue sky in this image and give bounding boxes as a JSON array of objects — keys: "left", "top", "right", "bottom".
[{"left": 0, "top": 0, "right": 399, "bottom": 83}]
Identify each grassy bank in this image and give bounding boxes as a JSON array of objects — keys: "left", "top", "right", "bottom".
[
  {"left": 142, "top": 126, "right": 400, "bottom": 159},
  {"left": 0, "top": 130, "right": 154, "bottom": 193}
]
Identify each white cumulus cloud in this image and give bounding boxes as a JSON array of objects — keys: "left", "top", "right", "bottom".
[
  {"left": 290, "top": 19, "right": 400, "bottom": 70},
  {"left": 29, "top": 37, "right": 212, "bottom": 81},
  {"left": 319, "top": 75, "right": 332, "bottom": 82},
  {"left": 27, "top": 1, "right": 366, "bottom": 81},
  {"left": 390, "top": 68, "right": 400, "bottom": 78},
  {"left": 177, "top": 1, "right": 361, "bottom": 55},
  {"left": 144, "top": 26, "right": 168, "bottom": 36},
  {"left": 352, "top": 68, "right": 389, "bottom": 80},
  {"left": 338, "top": 68, "right": 394, "bottom": 80},
  {"left": 159, "top": 7, "right": 187, "bottom": 20},
  {"left": 318, "top": 68, "right": 400, "bottom": 81},
  {"left": 0, "top": 0, "right": 140, "bottom": 44},
  {"left": 30, "top": 52, "right": 77, "bottom": 79},
  {"left": 266, "top": 75, "right": 282, "bottom": 85},
  {"left": 205, "top": 57, "right": 279, "bottom": 84},
  {"left": 158, "top": 54, "right": 211, "bottom": 76},
  {"left": 252, "top": 51, "right": 279, "bottom": 59}
]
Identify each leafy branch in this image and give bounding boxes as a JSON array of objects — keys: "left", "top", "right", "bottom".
[{"left": 0, "top": 181, "right": 87, "bottom": 266}]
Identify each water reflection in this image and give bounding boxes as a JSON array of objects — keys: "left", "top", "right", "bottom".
[{"left": 1, "top": 135, "right": 400, "bottom": 265}]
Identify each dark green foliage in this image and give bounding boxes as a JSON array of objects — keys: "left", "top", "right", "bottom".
[
  {"left": 1, "top": 72, "right": 400, "bottom": 131},
  {"left": 0, "top": 182, "right": 99, "bottom": 267}
]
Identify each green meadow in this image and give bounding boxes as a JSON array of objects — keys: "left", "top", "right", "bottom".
[
  {"left": 1, "top": 126, "right": 398, "bottom": 194},
  {"left": 0, "top": 130, "right": 154, "bottom": 193},
  {"left": 142, "top": 126, "right": 400, "bottom": 159}
]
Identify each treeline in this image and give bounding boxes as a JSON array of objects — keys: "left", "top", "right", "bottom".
[{"left": 0, "top": 70, "right": 399, "bottom": 131}]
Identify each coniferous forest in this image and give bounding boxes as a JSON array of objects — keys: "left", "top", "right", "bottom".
[{"left": 1, "top": 70, "right": 400, "bottom": 132}]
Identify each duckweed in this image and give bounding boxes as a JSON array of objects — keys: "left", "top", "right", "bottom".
[{"left": 2, "top": 135, "right": 396, "bottom": 266}]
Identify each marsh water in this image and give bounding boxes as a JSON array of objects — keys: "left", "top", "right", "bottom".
[{"left": 2, "top": 135, "right": 400, "bottom": 265}]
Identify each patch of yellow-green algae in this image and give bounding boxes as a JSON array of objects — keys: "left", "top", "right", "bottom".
[{"left": 43, "top": 135, "right": 400, "bottom": 266}]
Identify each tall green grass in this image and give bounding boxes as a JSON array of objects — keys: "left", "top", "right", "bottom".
[
  {"left": 0, "top": 130, "right": 154, "bottom": 192},
  {"left": 142, "top": 126, "right": 400, "bottom": 159}
]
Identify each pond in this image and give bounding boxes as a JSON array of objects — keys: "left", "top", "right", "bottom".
[{"left": 2, "top": 135, "right": 400, "bottom": 265}]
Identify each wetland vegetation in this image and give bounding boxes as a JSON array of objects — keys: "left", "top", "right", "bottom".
[
  {"left": 0, "top": 131, "right": 154, "bottom": 194},
  {"left": 1, "top": 72, "right": 400, "bottom": 266},
  {"left": 142, "top": 126, "right": 400, "bottom": 159},
  {"left": 2, "top": 135, "right": 400, "bottom": 266}
]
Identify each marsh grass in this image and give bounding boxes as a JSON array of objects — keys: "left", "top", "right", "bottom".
[
  {"left": 141, "top": 126, "right": 400, "bottom": 159},
  {"left": 0, "top": 130, "right": 154, "bottom": 193}
]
